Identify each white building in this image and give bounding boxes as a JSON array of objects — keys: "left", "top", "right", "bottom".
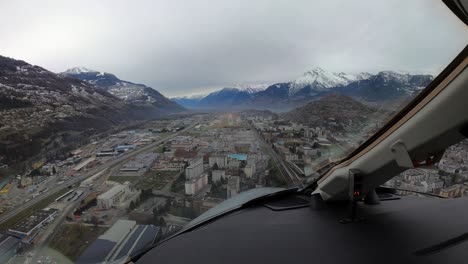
[
  {"left": 242, "top": 156, "right": 256, "bottom": 178},
  {"left": 185, "top": 157, "right": 204, "bottom": 180},
  {"left": 212, "top": 170, "right": 226, "bottom": 183},
  {"left": 97, "top": 182, "right": 133, "bottom": 210},
  {"left": 244, "top": 164, "right": 255, "bottom": 178},
  {"left": 185, "top": 173, "right": 208, "bottom": 195},
  {"left": 209, "top": 155, "right": 227, "bottom": 168},
  {"left": 227, "top": 176, "right": 240, "bottom": 198}
]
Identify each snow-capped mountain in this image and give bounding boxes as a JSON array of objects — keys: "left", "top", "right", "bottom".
[
  {"left": 63, "top": 66, "right": 96, "bottom": 74},
  {"left": 173, "top": 85, "right": 267, "bottom": 109},
  {"left": 289, "top": 67, "right": 371, "bottom": 96},
  {"left": 170, "top": 67, "right": 433, "bottom": 111},
  {"left": 231, "top": 83, "right": 269, "bottom": 93},
  {"left": 61, "top": 67, "right": 184, "bottom": 112},
  {"left": 336, "top": 71, "right": 433, "bottom": 101}
]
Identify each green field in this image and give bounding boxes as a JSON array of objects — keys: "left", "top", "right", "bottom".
[
  {"left": 0, "top": 188, "right": 69, "bottom": 231},
  {"left": 155, "top": 145, "right": 165, "bottom": 153},
  {"left": 136, "top": 170, "right": 179, "bottom": 190},
  {"left": 49, "top": 224, "right": 107, "bottom": 261}
]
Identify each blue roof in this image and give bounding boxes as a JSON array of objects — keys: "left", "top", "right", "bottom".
[
  {"left": 115, "top": 145, "right": 136, "bottom": 149},
  {"left": 0, "top": 236, "right": 19, "bottom": 264},
  {"left": 132, "top": 226, "right": 159, "bottom": 255},
  {"left": 114, "top": 225, "right": 145, "bottom": 260},
  {"left": 76, "top": 239, "right": 116, "bottom": 264},
  {"left": 113, "top": 225, "right": 160, "bottom": 261},
  {"left": 228, "top": 154, "right": 247, "bottom": 161}
]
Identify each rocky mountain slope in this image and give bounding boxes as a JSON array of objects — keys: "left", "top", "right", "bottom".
[
  {"left": 61, "top": 67, "right": 184, "bottom": 113},
  {"left": 0, "top": 56, "right": 170, "bottom": 169}
]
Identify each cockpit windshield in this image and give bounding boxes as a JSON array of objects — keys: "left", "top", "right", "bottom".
[{"left": 0, "top": 1, "right": 466, "bottom": 263}]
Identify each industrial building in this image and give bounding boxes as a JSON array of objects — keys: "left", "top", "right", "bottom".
[
  {"left": 97, "top": 183, "right": 129, "bottom": 210},
  {"left": 117, "top": 153, "right": 158, "bottom": 177},
  {"left": 77, "top": 220, "right": 160, "bottom": 264},
  {"left": 72, "top": 157, "right": 96, "bottom": 172},
  {"left": 7, "top": 208, "right": 58, "bottom": 243},
  {"left": 96, "top": 148, "right": 118, "bottom": 157}
]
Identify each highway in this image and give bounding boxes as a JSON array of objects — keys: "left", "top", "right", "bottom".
[{"left": 0, "top": 120, "right": 200, "bottom": 226}]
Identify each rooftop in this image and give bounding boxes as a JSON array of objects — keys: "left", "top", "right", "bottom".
[
  {"left": 8, "top": 208, "right": 58, "bottom": 235},
  {"left": 98, "top": 184, "right": 126, "bottom": 200},
  {"left": 229, "top": 154, "right": 247, "bottom": 161},
  {"left": 100, "top": 219, "right": 137, "bottom": 243}
]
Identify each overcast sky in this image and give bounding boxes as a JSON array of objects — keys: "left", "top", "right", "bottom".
[{"left": 0, "top": 0, "right": 466, "bottom": 97}]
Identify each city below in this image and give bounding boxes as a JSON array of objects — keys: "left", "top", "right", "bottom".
[{"left": 0, "top": 110, "right": 467, "bottom": 263}]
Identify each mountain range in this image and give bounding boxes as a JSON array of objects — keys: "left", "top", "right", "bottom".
[
  {"left": 60, "top": 67, "right": 183, "bottom": 113},
  {"left": 173, "top": 67, "right": 433, "bottom": 111},
  {"left": 0, "top": 54, "right": 433, "bottom": 170}
]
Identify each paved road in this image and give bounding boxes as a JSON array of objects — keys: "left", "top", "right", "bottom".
[{"left": 0, "top": 120, "right": 200, "bottom": 225}]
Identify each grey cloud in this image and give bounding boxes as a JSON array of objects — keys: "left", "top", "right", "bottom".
[{"left": 0, "top": 0, "right": 466, "bottom": 96}]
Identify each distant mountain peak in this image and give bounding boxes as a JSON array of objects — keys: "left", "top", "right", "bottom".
[
  {"left": 231, "top": 82, "right": 269, "bottom": 93},
  {"left": 64, "top": 67, "right": 96, "bottom": 74},
  {"left": 305, "top": 66, "right": 326, "bottom": 74},
  {"left": 290, "top": 67, "right": 371, "bottom": 96}
]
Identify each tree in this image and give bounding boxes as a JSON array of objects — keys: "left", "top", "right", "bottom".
[
  {"left": 73, "top": 222, "right": 84, "bottom": 238},
  {"left": 159, "top": 217, "right": 167, "bottom": 227},
  {"left": 91, "top": 215, "right": 99, "bottom": 228}
]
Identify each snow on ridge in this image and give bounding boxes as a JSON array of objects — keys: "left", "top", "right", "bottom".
[
  {"left": 64, "top": 67, "right": 96, "bottom": 74},
  {"left": 289, "top": 67, "right": 372, "bottom": 96},
  {"left": 231, "top": 82, "right": 269, "bottom": 93}
]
